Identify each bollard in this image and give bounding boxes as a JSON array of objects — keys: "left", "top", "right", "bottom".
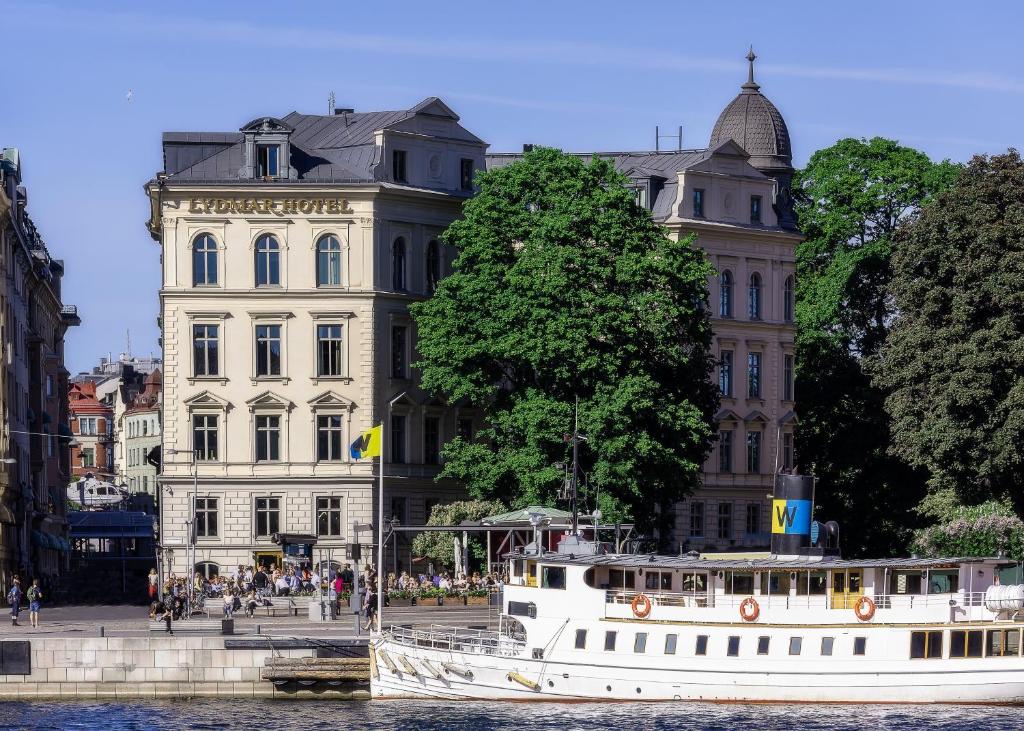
[
  {"left": 254, "top": 624, "right": 261, "bottom": 635},
  {"left": 221, "top": 619, "right": 234, "bottom": 636},
  {"left": 98, "top": 625, "right": 105, "bottom": 638}
]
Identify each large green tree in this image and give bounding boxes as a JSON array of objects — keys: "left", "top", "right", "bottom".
[
  {"left": 411, "top": 147, "right": 718, "bottom": 536},
  {"left": 878, "top": 150, "right": 1024, "bottom": 512},
  {"left": 409, "top": 499, "right": 506, "bottom": 572},
  {"left": 793, "top": 137, "right": 959, "bottom": 556}
]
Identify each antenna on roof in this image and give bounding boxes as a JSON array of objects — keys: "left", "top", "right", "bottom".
[
  {"left": 654, "top": 125, "right": 683, "bottom": 152},
  {"left": 328, "top": 91, "right": 335, "bottom": 116}
]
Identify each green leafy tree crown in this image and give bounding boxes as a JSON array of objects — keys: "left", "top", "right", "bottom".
[
  {"left": 409, "top": 499, "right": 505, "bottom": 571},
  {"left": 410, "top": 147, "right": 718, "bottom": 534}
]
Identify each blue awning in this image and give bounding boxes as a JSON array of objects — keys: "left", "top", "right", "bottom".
[{"left": 68, "top": 511, "right": 156, "bottom": 539}]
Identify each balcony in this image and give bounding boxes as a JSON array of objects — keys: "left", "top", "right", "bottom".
[{"left": 61, "top": 305, "right": 81, "bottom": 326}]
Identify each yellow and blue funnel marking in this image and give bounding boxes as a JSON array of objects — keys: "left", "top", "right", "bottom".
[{"left": 771, "top": 499, "right": 812, "bottom": 535}]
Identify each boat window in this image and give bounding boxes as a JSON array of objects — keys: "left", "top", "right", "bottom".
[
  {"left": 695, "top": 635, "right": 708, "bottom": 656},
  {"left": 608, "top": 569, "right": 636, "bottom": 591},
  {"left": 890, "top": 570, "right": 924, "bottom": 595},
  {"left": 574, "top": 629, "right": 587, "bottom": 650},
  {"left": 853, "top": 637, "right": 867, "bottom": 656},
  {"left": 541, "top": 566, "right": 566, "bottom": 589},
  {"left": 604, "top": 631, "right": 617, "bottom": 652},
  {"left": 681, "top": 573, "right": 707, "bottom": 593},
  {"left": 788, "top": 637, "right": 802, "bottom": 656},
  {"left": 664, "top": 634, "right": 678, "bottom": 655},
  {"left": 950, "top": 630, "right": 983, "bottom": 658},
  {"left": 645, "top": 571, "right": 672, "bottom": 591},
  {"left": 727, "top": 636, "right": 740, "bottom": 657},
  {"left": 986, "top": 629, "right": 1021, "bottom": 657},
  {"left": 795, "top": 571, "right": 828, "bottom": 596},
  {"left": 820, "top": 637, "right": 834, "bottom": 656},
  {"left": 584, "top": 568, "right": 597, "bottom": 588},
  {"left": 757, "top": 636, "right": 770, "bottom": 655},
  {"left": 910, "top": 631, "right": 943, "bottom": 659},
  {"left": 634, "top": 633, "right": 648, "bottom": 654},
  {"left": 724, "top": 571, "right": 755, "bottom": 595},
  {"left": 927, "top": 570, "right": 959, "bottom": 594},
  {"left": 760, "top": 572, "right": 791, "bottom": 596}
]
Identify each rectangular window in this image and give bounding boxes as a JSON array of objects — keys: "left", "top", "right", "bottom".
[
  {"left": 390, "top": 496, "right": 408, "bottom": 524},
  {"left": 927, "top": 570, "right": 959, "bottom": 594},
  {"left": 46, "top": 374, "right": 53, "bottom": 399},
  {"left": 718, "top": 430, "right": 733, "bottom": 473},
  {"left": 723, "top": 571, "right": 755, "bottom": 595},
  {"left": 255, "top": 325, "right": 282, "bottom": 377},
  {"left": 950, "top": 630, "right": 984, "bottom": 658},
  {"left": 256, "top": 144, "right": 279, "bottom": 177},
  {"left": 574, "top": 629, "right": 587, "bottom": 650},
  {"left": 255, "top": 415, "right": 280, "bottom": 462},
  {"left": 193, "top": 324, "right": 219, "bottom": 377},
  {"left": 196, "top": 497, "right": 218, "bottom": 538},
  {"left": 693, "top": 188, "right": 705, "bottom": 217},
  {"left": 460, "top": 158, "right": 474, "bottom": 191},
  {"left": 316, "top": 324, "right": 344, "bottom": 377},
  {"left": 316, "top": 496, "right": 344, "bottom": 537},
  {"left": 719, "top": 350, "right": 733, "bottom": 396},
  {"left": 456, "top": 418, "right": 473, "bottom": 441},
  {"left": 392, "top": 149, "right": 407, "bottom": 182},
  {"left": 645, "top": 571, "right": 672, "bottom": 591},
  {"left": 193, "top": 414, "right": 218, "bottom": 461},
  {"left": 424, "top": 416, "right": 440, "bottom": 465},
  {"left": 717, "top": 503, "right": 732, "bottom": 540},
  {"left": 79, "top": 417, "right": 98, "bottom": 435},
  {"left": 390, "top": 414, "right": 406, "bottom": 464},
  {"left": 316, "top": 415, "right": 344, "bottom": 462},
  {"left": 746, "top": 431, "right": 762, "bottom": 473},
  {"left": 689, "top": 501, "right": 705, "bottom": 537},
  {"left": 255, "top": 497, "right": 280, "bottom": 537},
  {"left": 910, "top": 631, "right": 943, "bottom": 659},
  {"left": 727, "top": 636, "right": 741, "bottom": 657},
  {"left": 747, "top": 352, "right": 761, "bottom": 398},
  {"left": 604, "top": 631, "right": 617, "bottom": 652},
  {"left": 789, "top": 637, "right": 803, "bottom": 656},
  {"left": 745, "top": 504, "right": 761, "bottom": 536},
  {"left": 853, "top": 637, "right": 867, "bottom": 656},
  {"left": 634, "top": 633, "right": 648, "bottom": 654},
  {"left": 987, "top": 629, "right": 1021, "bottom": 657},
  {"left": 794, "top": 571, "right": 828, "bottom": 596},
  {"left": 757, "top": 636, "right": 770, "bottom": 655},
  {"left": 542, "top": 566, "right": 566, "bottom": 589},
  {"left": 783, "top": 353, "right": 794, "bottom": 401},
  {"left": 760, "top": 571, "right": 791, "bottom": 595},
  {"left": 821, "top": 637, "right": 835, "bottom": 656},
  {"left": 608, "top": 569, "right": 636, "bottom": 590},
  {"left": 750, "top": 195, "right": 762, "bottom": 224},
  {"left": 695, "top": 635, "right": 708, "bottom": 656},
  {"left": 664, "top": 634, "right": 678, "bottom": 655},
  {"left": 81, "top": 448, "right": 95, "bottom": 467},
  {"left": 391, "top": 325, "right": 407, "bottom": 379}
]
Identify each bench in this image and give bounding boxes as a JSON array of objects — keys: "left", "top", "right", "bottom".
[
  {"left": 148, "top": 620, "right": 224, "bottom": 634},
  {"left": 255, "top": 598, "right": 299, "bottom": 617}
]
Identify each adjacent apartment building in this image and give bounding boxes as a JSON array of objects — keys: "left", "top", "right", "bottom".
[
  {"left": 146, "top": 98, "right": 483, "bottom": 578},
  {"left": 0, "top": 147, "right": 80, "bottom": 596}
]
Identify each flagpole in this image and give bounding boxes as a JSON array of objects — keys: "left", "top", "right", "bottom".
[{"left": 376, "top": 414, "right": 385, "bottom": 635}]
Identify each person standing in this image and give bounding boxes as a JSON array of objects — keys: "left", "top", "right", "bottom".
[
  {"left": 26, "top": 579, "right": 42, "bottom": 628},
  {"left": 7, "top": 578, "right": 22, "bottom": 626},
  {"left": 147, "top": 568, "right": 158, "bottom": 601}
]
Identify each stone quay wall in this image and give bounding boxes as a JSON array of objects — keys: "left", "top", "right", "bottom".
[{"left": 0, "top": 636, "right": 369, "bottom": 700}]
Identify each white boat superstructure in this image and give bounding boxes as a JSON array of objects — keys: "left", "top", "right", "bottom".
[{"left": 372, "top": 550, "right": 1024, "bottom": 703}]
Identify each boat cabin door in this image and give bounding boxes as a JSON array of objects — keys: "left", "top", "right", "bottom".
[{"left": 830, "top": 569, "right": 862, "bottom": 609}]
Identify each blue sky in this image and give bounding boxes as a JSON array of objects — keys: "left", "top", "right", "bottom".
[{"left": 3, "top": 0, "right": 1023, "bottom": 373}]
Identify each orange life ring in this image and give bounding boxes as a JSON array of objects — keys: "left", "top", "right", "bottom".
[
  {"left": 739, "top": 596, "right": 760, "bottom": 622},
  {"left": 854, "top": 595, "right": 876, "bottom": 622},
  {"left": 631, "top": 593, "right": 652, "bottom": 619}
]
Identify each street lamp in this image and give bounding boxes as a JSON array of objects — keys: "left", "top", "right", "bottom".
[{"left": 165, "top": 447, "right": 198, "bottom": 610}]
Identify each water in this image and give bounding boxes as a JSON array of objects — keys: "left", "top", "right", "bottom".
[{"left": 0, "top": 699, "right": 1020, "bottom": 730}]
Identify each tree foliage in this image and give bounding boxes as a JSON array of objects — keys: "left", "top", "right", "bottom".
[
  {"left": 912, "top": 498, "right": 1024, "bottom": 561},
  {"left": 793, "top": 138, "right": 959, "bottom": 556},
  {"left": 409, "top": 499, "right": 505, "bottom": 572},
  {"left": 879, "top": 150, "right": 1024, "bottom": 510},
  {"left": 411, "top": 147, "right": 718, "bottom": 535}
]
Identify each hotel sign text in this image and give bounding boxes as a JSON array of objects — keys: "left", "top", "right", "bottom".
[{"left": 187, "top": 198, "right": 353, "bottom": 216}]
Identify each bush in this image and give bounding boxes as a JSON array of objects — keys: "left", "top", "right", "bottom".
[{"left": 912, "top": 500, "right": 1024, "bottom": 560}]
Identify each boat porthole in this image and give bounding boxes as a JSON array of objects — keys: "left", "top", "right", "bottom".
[
  {"left": 548, "top": 680, "right": 554, "bottom": 688},
  {"left": 636, "top": 688, "right": 642, "bottom": 694},
  {"left": 606, "top": 685, "right": 612, "bottom": 692}
]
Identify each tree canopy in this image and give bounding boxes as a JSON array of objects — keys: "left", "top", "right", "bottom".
[
  {"left": 793, "top": 138, "right": 959, "bottom": 555},
  {"left": 411, "top": 147, "right": 718, "bottom": 534},
  {"left": 409, "top": 499, "right": 505, "bottom": 572},
  {"left": 878, "top": 150, "right": 1024, "bottom": 511}
]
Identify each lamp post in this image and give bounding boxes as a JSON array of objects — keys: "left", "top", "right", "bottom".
[
  {"left": 166, "top": 447, "right": 198, "bottom": 611},
  {"left": 376, "top": 391, "right": 406, "bottom": 634}
]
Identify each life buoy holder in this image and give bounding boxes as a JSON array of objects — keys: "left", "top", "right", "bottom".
[
  {"left": 854, "top": 595, "right": 876, "bottom": 622},
  {"left": 631, "top": 593, "right": 653, "bottom": 619},
  {"left": 739, "top": 596, "right": 760, "bottom": 622}
]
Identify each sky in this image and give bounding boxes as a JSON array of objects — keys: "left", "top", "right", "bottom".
[{"left": 3, "top": 0, "right": 1023, "bottom": 373}]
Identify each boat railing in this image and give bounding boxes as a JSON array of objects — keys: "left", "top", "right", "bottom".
[
  {"left": 607, "top": 590, "right": 993, "bottom": 615},
  {"left": 873, "top": 591, "right": 987, "bottom": 610},
  {"left": 386, "top": 623, "right": 525, "bottom": 656}
]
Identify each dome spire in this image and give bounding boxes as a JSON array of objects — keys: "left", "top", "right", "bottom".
[{"left": 742, "top": 46, "right": 760, "bottom": 93}]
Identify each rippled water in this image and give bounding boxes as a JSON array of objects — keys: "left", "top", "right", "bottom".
[{"left": 1, "top": 699, "right": 1021, "bottom": 730}]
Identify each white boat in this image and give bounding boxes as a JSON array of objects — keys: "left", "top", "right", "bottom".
[{"left": 371, "top": 476, "right": 1024, "bottom": 704}]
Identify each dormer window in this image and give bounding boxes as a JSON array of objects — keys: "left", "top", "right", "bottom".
[
  {"left": 257, "top": 144, "right": 279, "bottom": 178},
  {"left": 693, "top": 188, "right": 705, "bottom": 217},
  {"left": 750, "top": 195, "right": 762, "bottom": 224},
  {"left": 392, "top": 150, "right": 407, "bottom": 183}
]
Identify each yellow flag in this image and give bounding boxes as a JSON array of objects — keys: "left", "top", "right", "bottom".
[{"left": 349, "top": 424, "right": 382, "bottom": 459}]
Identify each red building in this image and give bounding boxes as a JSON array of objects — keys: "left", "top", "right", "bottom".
[{"left": 68, "top": 381, "right": 115, "bottom": 481}]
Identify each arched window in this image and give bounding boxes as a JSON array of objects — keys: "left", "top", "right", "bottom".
[
  {"left": 255, "top": 234, "right": 280, "bottom": 286},
  {"left": 194, "top": 562, "right": 219, "bottom": 579},
  {"left": 748, "top": 272, "right": 762, "bottom": 320},
  {"left": 192, "top": 234, "right": 218, "bottom": 286},
  {"left": 719, "top": 270, "right": 733, "bottom": 318},
  {"left": 392, "top": 237, "right": 406, "bottom": 291},
  {"left": 316, "top": 234, "right": 342, "bottom": 286},
  {"left": 783, "top": 275, "right": 794, "bottom": 323},
  {"left": 426, "top": 240, "right": 440, "bottom": 294}
]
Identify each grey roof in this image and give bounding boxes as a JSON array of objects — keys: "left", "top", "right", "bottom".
[{"left": 527, "top": 552, "right": 996, "bottom": 572}]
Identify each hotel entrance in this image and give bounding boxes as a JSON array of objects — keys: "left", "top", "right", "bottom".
[{"left": 830, "top": 569, "right": 862, "bottom": 609}]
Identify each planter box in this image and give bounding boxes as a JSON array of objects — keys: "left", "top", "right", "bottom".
[
  {"left": 413, "top": 597, "right": 446, "bottom": 606},
  {"left": 388, "top": 597, "right": 413, "bottom": 607},
  {"left": 466, "top": 595, "right": 489, "bottom": 606}
]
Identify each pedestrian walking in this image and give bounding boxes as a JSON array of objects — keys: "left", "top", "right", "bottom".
[
  {"left": 26, "top": 579, "right": 42, "bottom": 628},
  {"left": 7, "top": 578, "right": 22, "bottom": 626}
]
